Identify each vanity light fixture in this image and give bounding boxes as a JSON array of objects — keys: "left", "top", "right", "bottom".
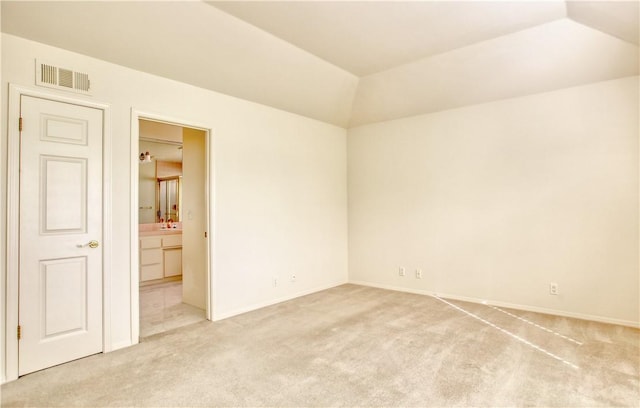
[{"left": 139, "top": 151, "right": 152, "bottom": 163}]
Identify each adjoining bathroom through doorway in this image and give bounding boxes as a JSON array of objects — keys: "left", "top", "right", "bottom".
[{"left": 137, "top": 119, "right": 208, "bottom": 338}]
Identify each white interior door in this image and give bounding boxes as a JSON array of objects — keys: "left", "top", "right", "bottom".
[{"left": 19, "top": 95, "right": 104, "bottom": 375}]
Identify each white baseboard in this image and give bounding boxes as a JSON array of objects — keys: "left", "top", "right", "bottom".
[
  {"left": 109, "top": 340, "right": 134, "bottom": 352},
  {"left": 349, "top": 280, "right": 640, "bottom": 329},
  {"left": 213, "top": 280, "right": 349, "bottom": 321}
]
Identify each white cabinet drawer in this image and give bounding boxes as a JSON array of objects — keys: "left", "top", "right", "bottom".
[
  {"left": 140, "top": 264, "right": 163, "bottom": 281},
  {"left": 162, "top": 235, "right": 182, "bottom": 247},
  {"left": 140, "top": 237, "right": 162, "bottom": 249},
  {"left": 140, "top": 248, "right": 163, "bottom": 265}
]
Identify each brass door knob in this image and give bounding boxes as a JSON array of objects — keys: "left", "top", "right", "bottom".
[{"left": 77, "top": 240, "right": 99, "bottom": 249}]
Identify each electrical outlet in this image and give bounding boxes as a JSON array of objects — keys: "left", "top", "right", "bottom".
[
  {"left": 416, "top": 269, "right": 422, "bottom": 279},
  {"left": 549, "top": 282, "right": 559, "bottom": 295},
  {"left": 291, "top": 274, "right": 297, "bottom": 283},
  {"left": 273, "top": 278, "right": 278, "bottom": 288},
  {"left": 399, "top": 267, "right": 406, "bottom": 277}
]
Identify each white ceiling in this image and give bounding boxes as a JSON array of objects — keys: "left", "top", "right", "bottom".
[
  {"left": 567, "top": 0, "right": 639, "bottom": 45},
  {"left": 1, "top": 1, "right": 638, "bottom": 128},
  {"left": 1, "top": 1, "right": 358, "bottom": 127},
  {"left": 350, "top": 18, "right": 639, "bottom": 126},
  {"left": 210, "top": 0, "right": 568, "bottom": 76}
]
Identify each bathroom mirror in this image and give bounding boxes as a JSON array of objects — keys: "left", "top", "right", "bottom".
[
  {"left": 139, "top": 138, "right": 183, "bottom": 224},
  {"left": 157, "top": 176, "right": 181, "bottom": 222}
]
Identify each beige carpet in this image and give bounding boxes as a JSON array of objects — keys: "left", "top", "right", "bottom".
[{"left": 2, "top": 284, "right": 639, "bottom": 407}]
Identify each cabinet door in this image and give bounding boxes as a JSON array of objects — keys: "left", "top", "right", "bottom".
[{"left": 164, "top": 248, "right": 182, "bottom": 277}]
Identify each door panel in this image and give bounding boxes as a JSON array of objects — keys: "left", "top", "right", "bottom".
[
  {"left": 41, "top": 156, "right": 87, "bottom": 233},
  {"left": 40, "top": 114, "right": 88, "bottom": 145},
  {"left": 40, "top": 257, "right": 87, "bottom": 337},
  {"left": 19, "top": 95, "right": 103, "bottom": 375}
]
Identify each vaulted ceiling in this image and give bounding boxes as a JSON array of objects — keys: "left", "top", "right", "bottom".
[{"left": 2, "top": 1, "right": 638, "bottom": 128}]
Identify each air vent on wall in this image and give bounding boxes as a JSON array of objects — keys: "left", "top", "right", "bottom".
[{"left": 35, "top": 60, "right": 91, "bottom": 94}]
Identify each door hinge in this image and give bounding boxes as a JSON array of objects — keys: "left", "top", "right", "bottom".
[
  {"left": 17, "top": 325, "right": 21, "bottom": 340},
  {"left": 204, "top": 231, "right": 207, "bottom": 238},
  {"left": 18, "top": 117, "right": 23, "bottom": 132}
]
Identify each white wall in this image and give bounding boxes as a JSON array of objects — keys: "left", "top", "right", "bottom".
[
  {"left": 348, "top": 77, "right": 639, "bottom": 326},
  {"left": 1, "top": 33, "right": 348, "bottom": 380},
  {"left": 213, "top": 103, "right": 349, "bottom": 317},
  {"left": 182, "top": 127, "right": 207, "bottom": 310}
]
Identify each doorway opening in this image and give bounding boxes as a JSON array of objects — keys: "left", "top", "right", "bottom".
[{"left": 135, "top": 118, "right": 209, "bottom": 338}]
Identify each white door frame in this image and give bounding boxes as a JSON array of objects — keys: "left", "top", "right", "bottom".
[
  {"left": 5, "top": 84, "right": 112, "bottom": 382},
  {"left": 130, "top": 109, "right": 213, "bottom": 344}
]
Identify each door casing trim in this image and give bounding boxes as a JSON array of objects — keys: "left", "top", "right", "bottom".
[
  {"left": 4, "top": 84, "right": 112, "bottom": 382},
  {"left": 130, "top": 109, "right": 214, "bottom": 345}
]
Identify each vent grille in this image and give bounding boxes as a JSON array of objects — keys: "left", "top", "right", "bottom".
[
  {"left": 74, "top": 72, "right": 90, "bottom": 92},
  {"left": 41, "top": 64, "right": 57, "bottom": 85},
  {"left": 58, "top": 68, "right": 73, "bottom": 88},
  {"left": 36, "top": 60, "right": 91, "bottom": 95}
]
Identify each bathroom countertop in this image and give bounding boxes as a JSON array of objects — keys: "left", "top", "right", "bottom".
[{"left": 139, "top": 229, "right": 182, "bottom": 237}]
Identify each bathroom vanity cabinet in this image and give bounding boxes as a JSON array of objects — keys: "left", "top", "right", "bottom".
[{"left": 139, "top": 232, "right": 182, "bottom": 282}]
